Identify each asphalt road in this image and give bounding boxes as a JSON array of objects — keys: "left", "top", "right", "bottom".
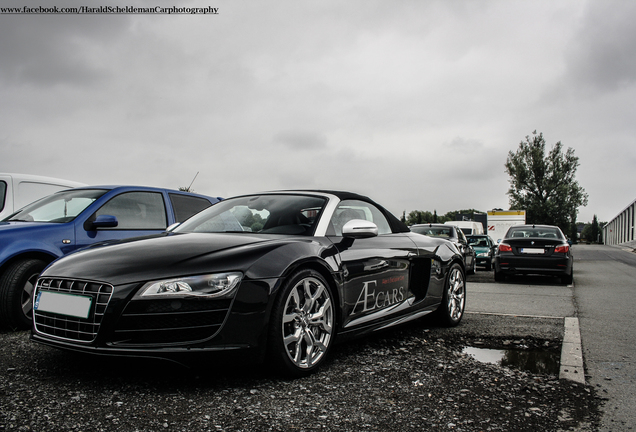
[
  {"left": 467, "top": 243, "right": 636, "bottom": 431},
  {"left": 571, "top": 244, "right": 636, "bottom": 431}
]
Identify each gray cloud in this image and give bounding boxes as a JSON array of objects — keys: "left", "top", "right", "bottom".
[
  {"left": 273, "top": 130, "right": 327, "bottom": 150},
  {"left": 1, "top": 0, "right": 634, "bottom": 223},
  {"left": 565, "top": 1, "right": 636, "bottom": 91},
  {"left": 0, "top": 14, "right": 129, "bottom": 87}
]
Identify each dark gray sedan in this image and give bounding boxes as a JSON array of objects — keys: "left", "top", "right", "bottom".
[{"left": 493, "top": 224, "right": 573, "bottom": 284}]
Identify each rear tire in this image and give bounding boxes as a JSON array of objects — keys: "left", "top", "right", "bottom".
[
  {"left": 561, "top": 272, "right": 573, "bottom": 285},
  {"left": 494, "top": 267, "right": 505, "bottom": 282},
  {"left": 0, "top": 258, "right": 47, "bottom": 330},
  {"left": 467, "top": 257, "right": 476, "bottom": 275},
  {"left": 436, "top": 263, "right": 465, "bottom": 327},
  {"left": 267, "top": 269, "right": 335, "bottom": 377}
]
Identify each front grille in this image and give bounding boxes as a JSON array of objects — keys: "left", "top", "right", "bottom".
[
  {"left": 112, "top": 298, "right": 232, "bottom": 345},
  {"left": 33, "top": 277, "right": 114, "bottom": 343}
]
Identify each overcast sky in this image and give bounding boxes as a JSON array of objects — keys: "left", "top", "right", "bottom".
[{"left": 1, "top": 0, "right": 635, "bottom": 223}]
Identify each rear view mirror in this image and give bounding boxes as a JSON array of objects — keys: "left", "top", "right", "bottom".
[
  {"left": 342, "top": 219, "right": 378, "bottom": 239},
  {"left": 89, "top": 215, "right": 118, "bottom": 229}
]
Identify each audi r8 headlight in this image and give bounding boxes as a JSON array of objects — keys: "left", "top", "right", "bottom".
[{"left": 134, "top": 272, "right": 242, "bottom": 299}]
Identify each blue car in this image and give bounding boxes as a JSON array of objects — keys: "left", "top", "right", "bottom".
[{"left": 0, "top": 186, "right": 220, "bottom": 329}]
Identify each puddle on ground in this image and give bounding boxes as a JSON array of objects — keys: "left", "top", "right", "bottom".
[{"left": 462, "top": 346, "right": 560, "bottom": 374}]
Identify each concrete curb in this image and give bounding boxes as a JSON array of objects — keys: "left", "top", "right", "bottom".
[{"left": 560, "top": 317, "right": 585, "bottom": 384}]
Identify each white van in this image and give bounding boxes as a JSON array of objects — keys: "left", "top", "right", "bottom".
[
  {"left": 444, "top": 220, "right": 484, "bottom": 235},
  {"left": 0, "top": 173, "right": 85, "bottom": 220}
]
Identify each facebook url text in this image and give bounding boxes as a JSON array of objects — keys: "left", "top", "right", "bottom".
[{"left": 0, "top": 6, "right": 219, "bottom": 15}]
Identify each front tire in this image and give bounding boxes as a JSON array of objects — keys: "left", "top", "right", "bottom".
[
  {"left": 268, "top": 269, "right": 335, "bottom": 377},
  {"left": 469, "top": 257, "right": 476, "bottom": 274},
  {"left": 0, "top": 258, "right": 47, "bottom": 330},
  {"left": 437, "top": 263, "right": 465, "bottom": 327}
]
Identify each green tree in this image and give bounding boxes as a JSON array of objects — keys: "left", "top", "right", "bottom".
[
  {"left": 505, "top": 131, "right": 588, "bottom": 233},
  {"left": 582, "top": 214, "right": 600, "bottom": 243},
  {"left": 406, "top": 210, "right": 435, "bottom": 225},
  {"left": 406, "top": 209, "right": 485, "bottom": 226},
  {"left": 442, "top": 209, "right": 483, "bottom": 223},
  {"left": 590, "top": 215, "right": 600, "bottom": 243},
  {"left": 570, "top": 211, "right": 579, "bottom": 243}
]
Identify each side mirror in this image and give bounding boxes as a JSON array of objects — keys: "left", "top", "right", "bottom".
[
  {"left": 89, "top": 215, "right": 118, "bottom": 229},
  {"left": 342, "top": 219, "right": 378, "bottom": 239}
]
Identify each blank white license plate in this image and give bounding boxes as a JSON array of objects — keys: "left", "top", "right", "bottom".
[
  {"left": 520, "top": 248, "right": 545, "bottom": 254},
  {"left": 34, "top": 291, "right": 92, "bottom": 319}
]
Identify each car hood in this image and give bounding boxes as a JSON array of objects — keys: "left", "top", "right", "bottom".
[
  {"left": 0, "top": 221, "right": 57, "bottom": 231},
  {"left": 42, "top": 232, "right": 304, "bottom": 285}
]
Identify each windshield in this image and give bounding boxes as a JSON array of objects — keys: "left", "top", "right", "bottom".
[
  {"left": 506, "top": 227, "right": 563, "bottom": 239},
  {"left": 5, "top": 189, "right": 107, "bottom": 223},
  {"left": 467, "top": 236, "right": 490, "bottom": 247},
  {"left": 411, "top": 226, "right": 453, "bottom": 238},
  {"left": 175, "top": 194, "right": 327, "bottom": 236}
]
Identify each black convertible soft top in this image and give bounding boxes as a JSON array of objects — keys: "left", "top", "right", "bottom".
[{"left": 276, "top": 189, "right": 411, "bottom": 234}]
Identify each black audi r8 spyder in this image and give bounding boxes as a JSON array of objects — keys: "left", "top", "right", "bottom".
[{"left": 31, "top": 191, "right": 466, "bottom": 376}]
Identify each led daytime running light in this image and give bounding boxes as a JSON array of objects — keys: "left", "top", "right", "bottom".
[{"left": 137, "top": 272, "right": 242, "bottom": 299}]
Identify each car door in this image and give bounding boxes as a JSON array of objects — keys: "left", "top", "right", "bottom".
[
  {"left": 328, "top": 199, "right": 420, "bottom": 330},
  {"left": 75, "top": 191, "right": 169, "bottom": 249}
]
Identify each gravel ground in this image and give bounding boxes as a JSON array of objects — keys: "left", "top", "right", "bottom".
[{"left": 0, "top": 313, "right": 601, "bottom": 431}]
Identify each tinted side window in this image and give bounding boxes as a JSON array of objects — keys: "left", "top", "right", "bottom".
[
  {"left": 95, "top": 192, "right": 167, "bottom": 229},
  {"left": 329, "top": 199, "right": 392, "bottom": 236},
  {"left": 169, "top": 194, "right": 213, "bottom": 223}
]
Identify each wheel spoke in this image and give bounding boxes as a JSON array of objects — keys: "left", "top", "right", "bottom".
[
  {"left": 302, "top": 280, "right": 324, "bottom": 314},
  {"left": 446, "top": 268, "right": 465, "bottom": 320},
  {"left": 284, "top": 328, "right": 302, "bottom": 346},
  {"left": 21, "top": 278, "right": 36, "bottom": 316},
  {"left": 309, "top": 298, "right": 333, "bottom": 333}
]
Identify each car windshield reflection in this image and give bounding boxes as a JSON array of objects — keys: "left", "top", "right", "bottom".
[
  {"left": 175, "top": 194, "right": 327, "bottom": 236},
  {"left": 507, "top": 228, "right": 562, "bottom": 239}
]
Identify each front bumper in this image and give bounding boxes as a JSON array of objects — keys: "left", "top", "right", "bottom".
[
  {"left": 31, "top": 277, "right": 279, "bottom": 361},
  {"left": 475, "top": 257, "right": 492, "bottom": 267}
]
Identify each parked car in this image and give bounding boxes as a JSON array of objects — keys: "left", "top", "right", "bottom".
[
  {"left": 31, "top": 190, "right": 466, "bottom": 377},
  {"left": 493, "top": 224, "right": 573, "bottom": 284},
  {"left": 0, "top": 186, "right": 221, "bottom": 329},
  {"left": 0, "top": 173, "right": 85, "bottom": 220},
  {"left": 467, "top": 234, "right": 496, "bottom": 271},
  {"left": 410, "top": 223, "right": 476, "bottom": 274}
]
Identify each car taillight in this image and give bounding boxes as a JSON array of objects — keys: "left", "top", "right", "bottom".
[
  {"left": 498, "top": 243, "right": 512, "bottom": 252},
  {"left": 555, "top": 245, "right": 569, "bottom": 253}
]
